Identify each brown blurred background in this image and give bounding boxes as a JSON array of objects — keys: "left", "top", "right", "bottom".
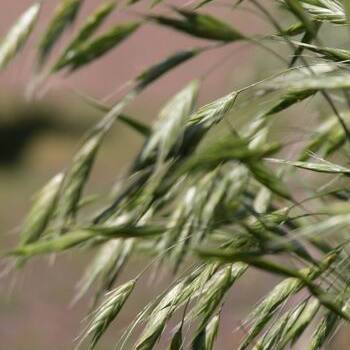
[{"left": 1, "top": 1, "right": 349, "bottom": 349}]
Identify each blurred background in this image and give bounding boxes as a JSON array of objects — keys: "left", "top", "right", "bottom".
[{"left": 1, "top": 1, "right": 349, "bottom": 349}]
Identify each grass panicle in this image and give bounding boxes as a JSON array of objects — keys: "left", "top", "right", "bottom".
[
  {"left": 53, "top": 1, "right": 117, "bottom": 71},
  {"left": 81, "top": 279, "right": 136, "bottom": 349},
  {"left": 38, "top": 0, "right": 84, "bottom": 67},
  {"left": 6, "top": 0, "right": 350, "bottom": 349}
]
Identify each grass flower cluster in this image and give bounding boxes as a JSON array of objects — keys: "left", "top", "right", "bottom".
[{"left": 3, "top": 0, "right": 350, "bottom": 348}]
